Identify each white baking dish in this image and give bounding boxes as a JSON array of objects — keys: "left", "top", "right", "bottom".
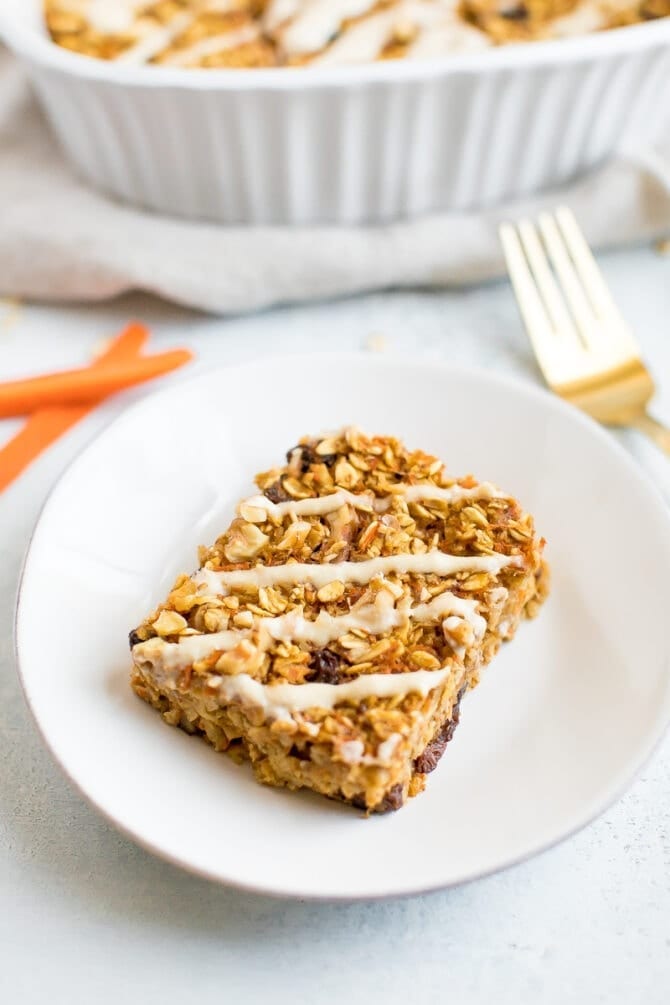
[{"left": 2, "top": 0, "right": 670, "bottom": 225}]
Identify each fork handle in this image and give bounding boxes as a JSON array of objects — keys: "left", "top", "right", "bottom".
[{"left": 628, "top": 411, "right": 670, "bottom": 457}]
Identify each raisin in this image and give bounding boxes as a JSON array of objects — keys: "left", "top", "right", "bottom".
[
  {"left": 128, "top": 629, "right": 143, "bottom": 649},
  {"left": 286, "top": 444, "right": 313, "bottom": 472},
  {"left": 347, "top": 785, "right": 405, "bottom": 813},
  {"left": 305, "top": 648, "right": 341, "bottom": 684},
  {"left": 286, "top": 443, "right": 336, "bottom": 472},
  {"left": 413, "top": 684, "right": 467, "bottom": 774},
  {"left": 500, "top": 3, "right": 528, "bottom": 19},
  {"left": 413, "top": 721, "right": 456, "bottom": 774},
  {"left": 640, "top": 1, "right": 665, "bottom": 19},
  {"left": 289, "top": 743, "right": 312, "bottom": 762},
  {"left": 375, "top": 784, "right": 404, "bottom": 813},
  {"left": 264, "top": 480, "right": 290, "bottom": 504}
]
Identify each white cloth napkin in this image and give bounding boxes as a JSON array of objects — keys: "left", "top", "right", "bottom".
[{"left": 1, "top": 51, "right": 670, "bottom": 316}]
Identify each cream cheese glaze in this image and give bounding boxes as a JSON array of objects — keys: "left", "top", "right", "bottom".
[
  {"left": 86, "top": 0, "right": 248, "bottom": 63},
  {"left": 155, "top": 664, "right": 450, "bottom": 718},
  {"left": 275, "top": 0, "right": 378, "bottom": 56},
  {"left": 130, "top": 431, "right": 527, "bottom": 722},
  {"left": 161, "top": 25, "right": 261, "bottom": 66},
  {"left": 51, "top": 0, "right": 666, "bottom": 70},
  {"left": 338, "top": 732, "right": 403, "bottom": 766},
  {"left": 60, "top": 0, "right": 493, "bottom": 66},
  {"left": 132, "top": 586, "right": 488, "bottom": 672},
  {"left": 118, "top": 12, "right": 195, "bottom": 64},
  {"left": 236, "top": 480, "right": 504, "bottom": 521},
  {"left": 86, "top": 0, "right": 145, "bottom": 33},
  {"left": 307, "top": 0, "right": 489, "bottom": 66},
  {"left": 85, "top": 0, "right": 242, "bottom": 34},
  {"left": 194, "top": 549, "right": 520, "bottom": 594},
  {"left": 266, "top": 0, "right": 489, "bottom": 61}
]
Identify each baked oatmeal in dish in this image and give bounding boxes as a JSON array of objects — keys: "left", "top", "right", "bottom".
[
  {"left": 129, "top": 429, "right": 549, "bottom": 813},
  {"left": 44, "top": 1, "right": 670, "bottom": 68}
]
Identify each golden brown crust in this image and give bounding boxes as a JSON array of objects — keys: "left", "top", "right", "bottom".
[
  {"left": 129, "top": 428, "right": 548, "bottom": 812},
  {"left": 131, "top": 429, "right": 542, "bottom": 685},
  {"left": 131, "top": 571, "right": 545, "bottom": 812}
]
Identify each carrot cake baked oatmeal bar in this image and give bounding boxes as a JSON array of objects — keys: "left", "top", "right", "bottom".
[
  {"left": 45, "top": 1, "right": 670, "bottom": 69},
  {"left": 130, "top": 428, "right": 549, "bottom": 813}
]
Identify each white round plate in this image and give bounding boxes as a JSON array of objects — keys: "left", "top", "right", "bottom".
[{"left": 16, "top": 355, "right": 670, "bottom": 900}]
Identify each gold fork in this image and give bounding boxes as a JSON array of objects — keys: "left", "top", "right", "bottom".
[{"left": 499, "top": 207, "right": 670, "bottom": 457}]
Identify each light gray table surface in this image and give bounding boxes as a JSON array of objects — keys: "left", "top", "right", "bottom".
[{"left": 1, "top": 246, "right": 669, "bottom": 1004}]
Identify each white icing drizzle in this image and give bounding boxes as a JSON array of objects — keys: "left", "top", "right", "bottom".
[
  {"left": 86, "top": 0, "right": 147, "bottom": 34},
  {"left": 117, "top": 11, "right": 195, "bottom": 64},
  {"left": 269, "top": 0, "right": 490, "bottom": 64},
  {"left": 239, "top": 490, "right": 376, "bottom": 521},
  {"left": 130, "top": 428, "right": 527, "bottom": 722},
  {"left": 338, "top": 739, "right": 366, "bottom": 764},
  {"left": 238, "top": 480, "right": 504, "bottom": 522},
  {"left": 442, "top": 615, "right": 467, "bottom": 660},
  {"left": 263, "top": 0, "right": 303, "bottom": 32},
  {"left": 68, "top": 0, "right": 627, "bottom": 70},
  {"left": 407, "top": 19, "right": 490, "bottom": 58},
  {"left": 264, "top": 588, "right": 402, "bottom": 647},
  {"left": 132, "top": 587, "right": 487, "bottom": 671},
  {"left": 413, "top": 591, "right": 487, "bottom": 638},
  {"left": 277, "top": 0, "right": 377, "bottom": 56},
  {"left": 110, "top": 0, "right": 243, "bottom": 63},
  {"left": 308, "top": 5, "right": 398, "bottom": 64},
  {"left": 133, "top": 630, "right": 249, "bottom": 672},
  {"left": 139, "top": 655, "right": 448, "bottom": 720},
  {"left": 338, "top": 732, "right": 402, "bottom": 766},
  {"left": 547, "top": 3, "right": 608, "bottom": 37},
  {"left": 398, "top": 482, "right": 503, "bottom": 506},
  {"left": 195, "top": 550, "right": 520, "bottom": 594},
  {"left": 376, "top": 733, "right": 402, "bottom": 763},
  {"left": 203, "top": 667, "right": 447, "bottom": 716},
  {"left": 161, "top": 25, "right": 261, "bottom": 66},
  {"left": 83, "top": 0, "right": 241, "bottom": 35}
]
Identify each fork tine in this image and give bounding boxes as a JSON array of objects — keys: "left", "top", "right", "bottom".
[
  {"left": 517, "top": 219, "right": 581, "bottom": 349},
  {"left": 555, "top": 207, "right": 623, "bottom": 322},
  {"left": 499, "top": 223, "right": 565, "bottom": 385},
  {"left": 537, "top": 212, "right": 599, "bottom": 352},
  {"left": 555, "top": 207, "right": 642, "bottom": 359}
]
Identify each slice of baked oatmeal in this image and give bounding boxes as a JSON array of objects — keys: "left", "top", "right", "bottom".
[{"left": 130, "top": 428, "right": 548, "bottom": 813}]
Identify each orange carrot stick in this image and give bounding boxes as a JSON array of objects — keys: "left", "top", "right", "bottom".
[
  {"left": 91, "top": 322, "right": 150, "bottom": 360},
  {"left": 0, "top": 324, "right": 150, "bottom": 492},
  {"left": 0, "top": 411, "right": 86, "bottom": 493},
  {"left": 0, "top": 347, "right": 193, "bottom": 418},
  {"left": 0, "top": 323, "right": 187, "bottom": 493}
]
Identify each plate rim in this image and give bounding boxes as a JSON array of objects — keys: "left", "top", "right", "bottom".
[{"left": 14, "top": 353, "right": 670, "bottom": 901}]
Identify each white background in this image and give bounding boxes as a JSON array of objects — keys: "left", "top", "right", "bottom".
[{"left": 1, "top": 246, "right": 669, "bottom": 1003}]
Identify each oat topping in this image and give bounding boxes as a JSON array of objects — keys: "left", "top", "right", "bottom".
[
  {"left": 131, "top": 427, "right": 538, "bottom": 686},
  {"left": 129, "top": 427, "right": 549, "bottom": 812},
  {"left": 45, "top": 0, "right": 670, "bottom": 69}
]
